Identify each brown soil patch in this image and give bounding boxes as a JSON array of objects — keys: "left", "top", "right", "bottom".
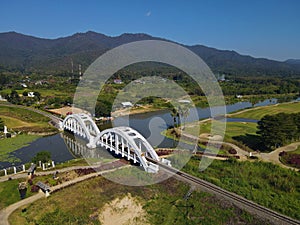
[
  {"left": 98, "top": 193, "right": 149, "bottom": 225},
  {"left": 199, "top": 133, "right": 223, "bottom": 141},
  {"left": 47, "top": 106, "right": 90, "bottom": 116}
]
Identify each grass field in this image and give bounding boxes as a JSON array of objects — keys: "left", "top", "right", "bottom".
[
  {"left": 9, "top": 170, "right": 266, "bottom": 225},
  {"left": 182, "top": 157, "right": 300, "bottom": 220},
  {"left": 185, "top": 121, "right": 258, "bottom": 143},
  {"left": 0, "top": 105, "right": 49, "bottom": 123},
  {"left": 0, "top": 105, "right": 56, "bottom": 133},
  {"left": 230, "top": 102, "right": 300, "bottom": 120},
  {"left": 0, "top": 178, "right": 35, "bottom": 210},
  {"left": 291, "top": 145, "right": 300, "bottom": 154}
]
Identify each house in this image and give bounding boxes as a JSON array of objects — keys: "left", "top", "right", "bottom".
[
  {"left": 121, "top": 102, "right": 133, "bottom": 108},
  {"left": 28, "top": 92, "right": 35, "bottom": 98},
  {"left": 0, "top": 95, "right": 7, "bottom": 101},
  {"left": 113, "top": 79, "right": 123, "bottom": 84},
  {"left": 133, "top": 79, "right": 145, "bottom": 84},
  {"left": 178, "top": 100, "right": 191, "bottom": 104}
]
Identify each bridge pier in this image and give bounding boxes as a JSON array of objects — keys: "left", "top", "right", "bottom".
[{"left": 87, "top": 136, "right": 97, "bottom": 149}]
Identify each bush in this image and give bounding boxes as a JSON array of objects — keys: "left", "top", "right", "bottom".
[
  {"left": 31, "top": 185, "right": 39, "bottom": 193},
  {"left": 228, "top": 148, "right": 237, "bottom": 154},
  {"left": 32, "top": 151, "right": 51, "bottom": 164}
]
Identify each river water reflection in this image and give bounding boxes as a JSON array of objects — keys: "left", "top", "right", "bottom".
[{"left": 1, "top": 97, "right": 298, "bottom": 169}]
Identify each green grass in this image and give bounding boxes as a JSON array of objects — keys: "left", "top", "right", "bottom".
[
  {"left": 184, "top": 121, "right": 258, "bottom": 142},
  {"left": 0, "top": 105, "right": 49, "bottom": 123},
  {"left": 0, "top": 134, "right": 40, "bottom": 162},
  {"left": 231, "top": 102, "right": 300, "bottom": 120},
  {"left": 292, "top": 145, "right": 300, "bottom": 154},
  {"left": 9, "top": 169, "right": 266, "bottom": 225},
  {"left": 162, "top": 128, "right": 231, "bottom": 155},
  {"left": 182, "top": 157, "right": 300, "bottom": 220},
  {"left": 46, "top": 158, "right": 88, "bottom": 170},
  {"left": 0, "top": 173, "right": 65, "bottom": 210},
  {"left": 0, "top": 88, "right": 73, "bottom": 98},
  {"left": 0, "top": 178, "right": 35, "bottom": 209},
  {"left": 0, "top": 105, "right": 57, "bottom": 133}
]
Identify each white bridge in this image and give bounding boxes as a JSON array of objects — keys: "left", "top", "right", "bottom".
[{"left": 61, "top": 113, "right": 171, "bottom": 173}]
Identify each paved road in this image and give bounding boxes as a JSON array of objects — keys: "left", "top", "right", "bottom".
[
  {"left": 260, "top": 142, "right": 300, "bottom": 171},
  {"left": 178, "top": 127, "right": 299, "bottom": 171},
  {"left": 177, "top": 129, "right": 250, "bottom": 160},
  {"left": 0, "top": 165, "right": 128, "bottom": 225}
]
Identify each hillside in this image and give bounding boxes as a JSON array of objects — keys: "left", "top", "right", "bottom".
[{"left": 0, "top": 31, "right": 300, "bottom": 77}]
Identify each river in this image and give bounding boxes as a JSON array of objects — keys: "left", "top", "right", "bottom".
[{"left": 0, "top": 97, "right": 299, "bottom": 169}]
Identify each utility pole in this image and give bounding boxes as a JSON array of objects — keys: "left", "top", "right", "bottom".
[
  {"left": 171, "top": 186, "right": 195, "bottom": 225},
  {"left": 71, "top": 58, "right": 74, "bottom": 76},
  {"left": 79, "top": 64, "right": 82, "bottom": 76}
]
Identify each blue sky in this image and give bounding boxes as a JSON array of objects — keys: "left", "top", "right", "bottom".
[{"left": 0, "top": 0, "right": 299, "bottom": 61}]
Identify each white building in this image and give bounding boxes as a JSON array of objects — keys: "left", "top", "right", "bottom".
[
  {"left": 0, "top": 95, "right": 7, "bottom": 101},
  {"left": 28, "top": 92, "right": 35, "bottom": 98},
  {"left": 121, "top": 102, "right": 133, "bottom": 108}
]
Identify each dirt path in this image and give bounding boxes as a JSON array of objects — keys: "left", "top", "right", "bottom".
[
  {"left": 178, "top": 130, "right": 249, "bottom": 160},
  {"left": 260, "top": 142, "right": 300, "bottom": 171},
  {"left": 0, "top": 165, "right": 128, "bottom": 225},
  {"left": 0, "top": 165, "right": 97, "bottom": 183}
]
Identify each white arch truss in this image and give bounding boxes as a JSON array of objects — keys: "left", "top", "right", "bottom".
[
  {"left": 96, "top": 127, "right": 162, "bottom": 173},
  {"left": 61, "top": 113, "right": 171, "bottom": 173},
  {"left": 62, "top": 113, "right": 101, "bottom": 148}
]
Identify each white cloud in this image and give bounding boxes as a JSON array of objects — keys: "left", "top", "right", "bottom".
[{"left": 146, "top": 11, "right": 151, "bottom": 17}]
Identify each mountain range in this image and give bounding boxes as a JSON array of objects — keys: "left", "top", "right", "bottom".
[{"left": 0, "top": 31, "right": 299, "bottom": 77}]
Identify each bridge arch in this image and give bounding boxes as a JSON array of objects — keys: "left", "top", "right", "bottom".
[
  {"left": 96, "top": 127, "right": 161, "bottom": 172},
  {"left": 61, "top": 113, "right": 171, "bottom": 173},
  {"left": 61, "top": 113, "right": 101, "bottom": 148}
]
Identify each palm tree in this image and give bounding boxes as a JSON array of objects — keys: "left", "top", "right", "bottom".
[
  {"left": 170, "top": 107, "right": 179, "bottom": 128},
  {"left": 178, "top": 105, "right": 190, "bottom": 130},
  {"left": 170, "top": 107, "right": 180, "bottom": 147}
]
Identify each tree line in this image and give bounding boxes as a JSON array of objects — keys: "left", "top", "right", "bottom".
[{"left": 257, "top": 112, "right": 300, "bottom": 149}]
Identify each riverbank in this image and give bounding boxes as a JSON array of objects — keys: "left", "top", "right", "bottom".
[
  {"left": 0, "top": 134, "right": 40, "bottom": 163},
  {"left": 0, "top": 105, "right": 60, "bottom": 163},
  {"left": 111, "top": 104, "right": 167, "bottom": 117},
  {"left": 228, "top": 101, "right": 300, "bottom": 119}
]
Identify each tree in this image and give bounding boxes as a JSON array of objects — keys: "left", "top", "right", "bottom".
[
  {"left": 32, "top": 151, "right": 51, "bottom": 164},
  {"left": 34, "top": 91, "right": 41, "bottom": 101},
  {"left": 257, "top": 113, "right": 299, "bottom": 149},
  {"left": 8, "top": 90, "right": 21, "bottom": 104},
  {"left": 0, "top": 117, "right": 4, "bottom": 131},
  {"left": 178, "top": 105, "right": 190, "bottom": 130},
  {"left": 170, "top": 107, "right": 179, "bottom": 128}
]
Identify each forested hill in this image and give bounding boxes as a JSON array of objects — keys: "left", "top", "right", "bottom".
[{"left": 0, "top": 31, "right": 300, "bottom": 77}]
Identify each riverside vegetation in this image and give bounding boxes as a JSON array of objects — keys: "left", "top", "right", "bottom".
[{"left": 9, "top": 170, "right": 268, "bottom": 225}]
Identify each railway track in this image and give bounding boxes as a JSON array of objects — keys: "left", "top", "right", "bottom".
[{"left": 147, "top": 158, "right": 300, "bottom": 225}]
